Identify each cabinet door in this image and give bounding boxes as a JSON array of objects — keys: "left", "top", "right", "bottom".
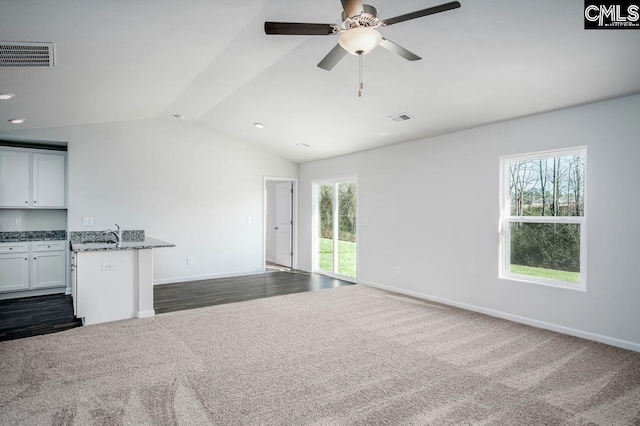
[
  {"left": 32, "top": 154, "right": 65, "bottom": 207},
  {"left": 0, "top": 253, "right": 30, "bottom": 292},
  {"left": 31, "top": 251, "right": 66, "bottom": 289},
  {"left": 0, "top": 151, "right": 30, "bottom": 207}
]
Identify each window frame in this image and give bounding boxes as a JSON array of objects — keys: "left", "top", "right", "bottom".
[{"left": 499, "top": 147, "right": 587, "bottom": 291}]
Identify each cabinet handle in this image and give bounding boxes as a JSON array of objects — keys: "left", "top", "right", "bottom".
[
  {"left": 34, "top": 257, "right": 37, "bottom": 260},
  {"left": 25, "top": 201, "right": 28, "bottom": 204},
  {"left": 24, "top": 257, "right": 28, "bottom": 260},
  {"left": 9, "top": 248, "right": 12, "bottom": 250},
  {"left": 34, "top": 200, "right": 37, "bottom": 203}
]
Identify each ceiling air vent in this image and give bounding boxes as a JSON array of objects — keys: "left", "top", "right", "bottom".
[
  {"left": 388, "top": 113, "right": 413, "bottom": 123},
  {"left": 0, "top": 42, "right": 55, "bottom": 68}
]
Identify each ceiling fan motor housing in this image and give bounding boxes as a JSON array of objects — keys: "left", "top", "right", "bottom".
[{"left": 342, "top": 4, "right": 380, "bottom": 29}]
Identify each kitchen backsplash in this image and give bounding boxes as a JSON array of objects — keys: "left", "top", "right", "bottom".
[
  {"left": 0, "top": 230, "right": 67, "bottom": 242},
  {"left": 69, "top": 230, "right": 145, "bottom": 243}
]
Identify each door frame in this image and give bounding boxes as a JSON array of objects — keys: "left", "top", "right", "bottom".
[
  {"left": 312, "top": 175, "right": 359, "bottom": 283},
  {"left": 263, "top": 176, "right": 298, "bottom": 273}
]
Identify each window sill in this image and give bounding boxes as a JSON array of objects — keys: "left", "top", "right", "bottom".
[{"left": 499, "top": 274, "right": 586, "bottom": 292}]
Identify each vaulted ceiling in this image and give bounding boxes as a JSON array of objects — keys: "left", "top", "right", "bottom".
[{"left": 1, "top": 0, "right": 639, "bottom": 163}]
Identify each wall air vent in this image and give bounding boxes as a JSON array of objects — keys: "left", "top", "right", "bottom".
[
  {"left": 0, "top": 42, "right": 55, "bottom": 68},
  {"left": 388, "top": 113, "right": 413, "bottom": 123}
]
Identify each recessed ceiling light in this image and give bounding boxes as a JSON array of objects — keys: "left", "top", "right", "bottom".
[
  {"left": 0, "top": 93, "right": 15, "bottom": 100},
  {"left": 254, "top": 122, "right": 265, "bottom": 129},
  {"left": 8, "top": 118, "right": 26, "bottom": 124},
  {"left": 173, "top": 114, "right": 185, "bottom": 120}
]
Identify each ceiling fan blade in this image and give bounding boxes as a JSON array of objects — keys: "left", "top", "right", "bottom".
[
  {"left": 317, "top": 44, "right": 348, "bottom": 71},
  {"left": 382, "top": 1, "right": 461, "bottom": 26},
  {"left": 379, "top": 38, "right": 422, "bottom": 61},
  {"left": 264, "top": 22, "right": 336, "bottom": 36},
  {"left": 341, "top": 0, "right": 364, "bottom": 17}
]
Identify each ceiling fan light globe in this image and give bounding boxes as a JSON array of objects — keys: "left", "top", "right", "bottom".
[{"left": 338, "top": 27, "right": 382, "bottom": 55}]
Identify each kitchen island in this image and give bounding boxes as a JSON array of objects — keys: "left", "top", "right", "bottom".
[{"left": 70, "top": 234, "right": 174, "bottom": 325}]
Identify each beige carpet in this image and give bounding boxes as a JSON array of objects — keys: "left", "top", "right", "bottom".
[{"left": 1, "top": 285, "right": 639, "bottom": 425}]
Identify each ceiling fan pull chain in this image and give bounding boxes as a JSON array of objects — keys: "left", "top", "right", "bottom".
[{"left": 358, "top": 51, "right": 363, "bottom": 98}]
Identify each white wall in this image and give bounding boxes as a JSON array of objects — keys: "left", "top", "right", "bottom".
[
  {"left": 0, "top": 209, "right": 67, "bottom": 232},
  {"left": 265, "top": 180, "right": 277, "bottom": 263},
  {"left": 298, "top": 94, "right": 640, "bottom": 349},
  {"left": 0, "top": 119, "right": 298, "bottom": 282}
]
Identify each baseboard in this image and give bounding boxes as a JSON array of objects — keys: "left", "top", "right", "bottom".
[
  {"left": 266, "top": 257, "right": 277, "bottom": 264},
  {"left": 154, "top": 270, "right": 264, "bottom": 285},
  {"left": 137, "top": 310, "right": 155, "bottom": 319},
  {"left": 0, "top": 287, "right": 66, "bottom": 300},
  {"left": 358, "top": 279, "right": 640, "bottom": 353}
]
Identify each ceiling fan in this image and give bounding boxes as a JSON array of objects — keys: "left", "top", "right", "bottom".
[{"left": 264, "top": 0, "right": 461, "bottom": 71}]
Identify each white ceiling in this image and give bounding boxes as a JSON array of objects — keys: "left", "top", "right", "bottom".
[{"left": 1, "top": 0, "right": 639, "bottom": 163}]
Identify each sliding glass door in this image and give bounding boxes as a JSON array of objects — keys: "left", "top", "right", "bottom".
[{"left": 314, "top": 178, "right": 357, "bottom": 281}]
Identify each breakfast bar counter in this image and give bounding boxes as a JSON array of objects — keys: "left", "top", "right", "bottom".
[{"left": 70, "top": 231, "right": 174, "bottom": 326}]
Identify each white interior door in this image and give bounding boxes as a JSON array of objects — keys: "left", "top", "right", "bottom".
[{"left": 275, "top": 182, "right": 292, "bottom": 267}]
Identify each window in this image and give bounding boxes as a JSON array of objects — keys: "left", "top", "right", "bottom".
[{"left": 500, "top": 147, "right": 586, "bottom": 289}]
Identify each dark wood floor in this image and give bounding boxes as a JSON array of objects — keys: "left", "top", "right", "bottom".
[
  {"left": 0, "top": 294, "right": 82, "bottom": 342},
  {"left": 154, "top": 270, "right": 354, "bottom": 314},
  {"left": 0, "top": 271, "right": 354, "bottom": 341}
]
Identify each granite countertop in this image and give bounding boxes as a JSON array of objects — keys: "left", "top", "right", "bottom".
[
  {"left": 71, "top": 236, "right": 175, "bottom": 252},
  {"left": 0, "top": 230, "right": 67, "bottom": 243}
]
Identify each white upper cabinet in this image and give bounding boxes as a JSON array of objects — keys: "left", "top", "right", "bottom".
[
  {"left": 33, "top": 154, "right": 65, "bottom": 207},
  {"left": 0, "top": 151, "right": 30, "bottom": 207},
  {"left": 0, "top": 149, "right": 66, "bottom": 208}
]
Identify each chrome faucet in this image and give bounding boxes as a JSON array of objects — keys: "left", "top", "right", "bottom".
[{"left": 104, "top": 224, "right": 122, "bottom": 244}]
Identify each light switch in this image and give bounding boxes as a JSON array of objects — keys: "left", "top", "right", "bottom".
[
  {"left": 83, "top": 217, "right": 94, "bottom": 226},
  {"left": 15, "top": 218, "right": 22, "bottom": 226}
]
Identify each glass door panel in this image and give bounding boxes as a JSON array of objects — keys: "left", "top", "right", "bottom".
[
  {"left": 337, "top": 182, "right": 357, "bottom": 278},
  {"left": 318, "top": 184, "right": 334, "bottom": 274}
]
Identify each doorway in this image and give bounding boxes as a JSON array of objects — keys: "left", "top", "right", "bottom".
[
  {"left": 313, "top": 177, "right": 357, "bottom": 282},
  {"left": 264, "top": 177, "right": 297, "bottom": 272}
]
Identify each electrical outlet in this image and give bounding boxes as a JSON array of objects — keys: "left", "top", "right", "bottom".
[
  {"left": 15, "top": 218, "right": 22, "bottom": 226},
  {"left": 101, "top": 264, "right": 115, "bottom": 271},
  {"left": 83, "top": 217, "right": 94, "bottom": 226},
  {"left": 187, "top": 256, "right": 194, "bottom": 265}
]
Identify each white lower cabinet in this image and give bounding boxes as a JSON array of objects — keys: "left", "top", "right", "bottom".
[
  {"left": 0, "top": 241, "right": 66, "bottom": 293},
  {"left": 0, "top": 253, "right": 30, "bottom": 292},
  {"left": 31, "top": 251, "right": 66, "bottom": 289}
]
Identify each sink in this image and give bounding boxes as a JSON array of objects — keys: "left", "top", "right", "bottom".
[{"left": 75, "top": 241, "right": 119, "bottom": 247}]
